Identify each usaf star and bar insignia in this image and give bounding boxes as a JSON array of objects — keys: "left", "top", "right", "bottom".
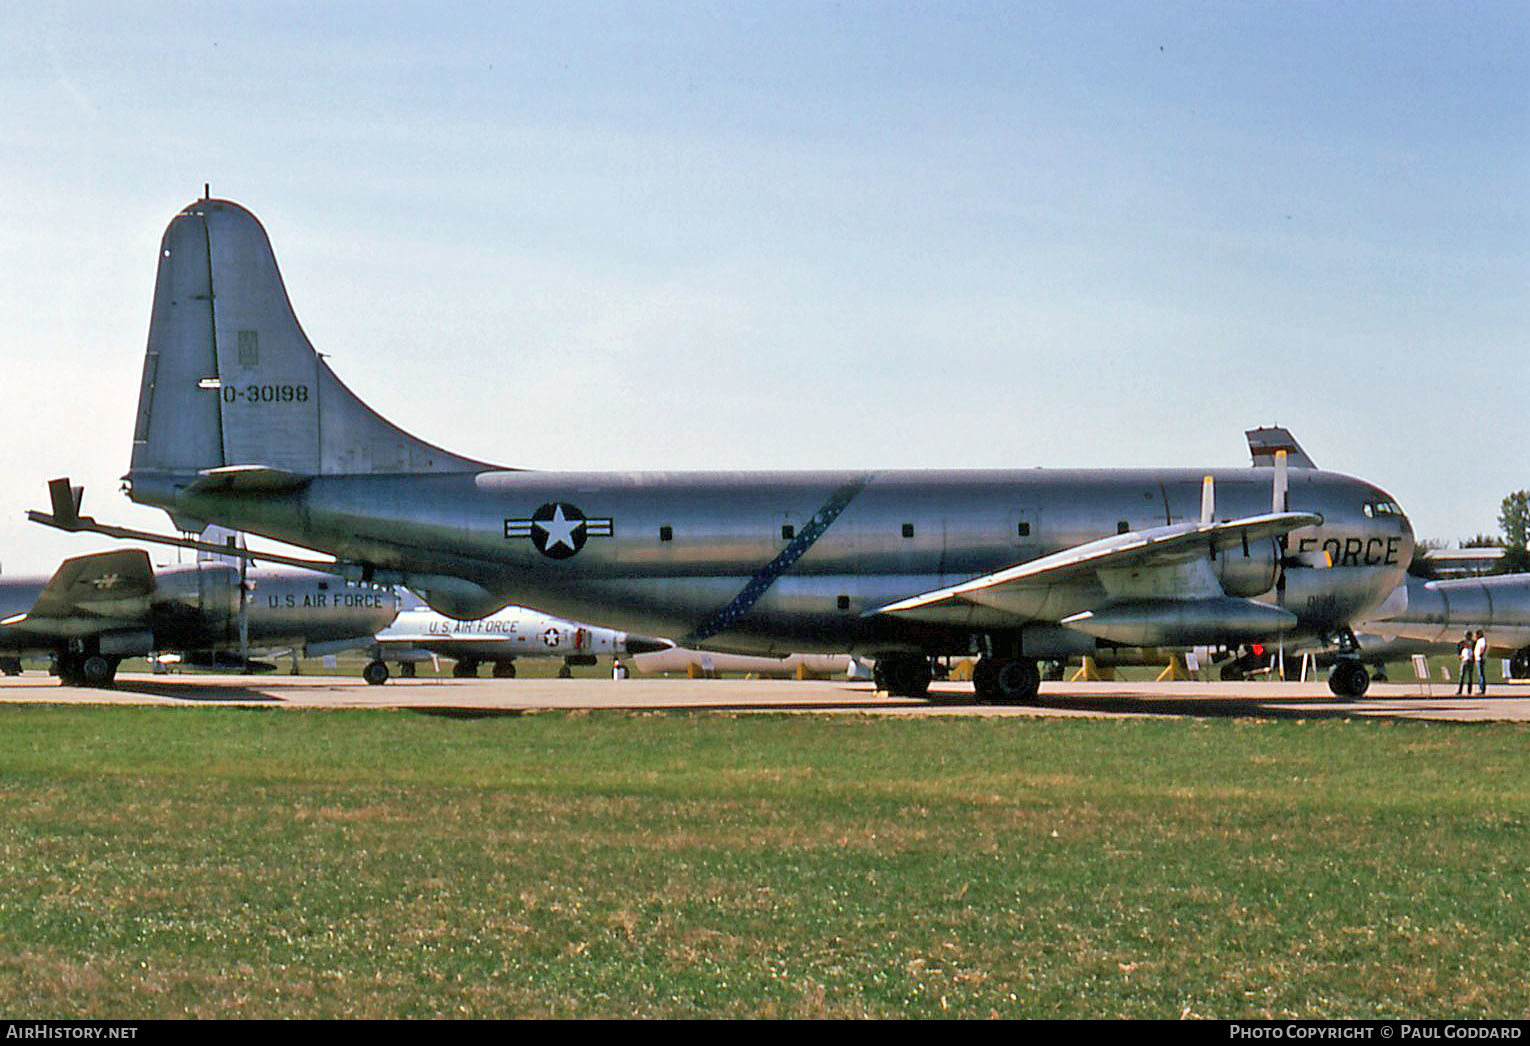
[{"left": 504, "top": 502, "right": 614, "bottom": 560}]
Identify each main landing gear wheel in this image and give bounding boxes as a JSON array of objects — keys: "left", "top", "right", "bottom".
[
  {"left": 56, "top": 654, "right": 119, "bottom": 688},
  {"left": 452, "top": 660, "right": 479, "bottom": 678},
  {"left": 81, "top": 655, "right": 118, "bottom": 687},
  {"left": 972, "top": 657, "right": 1041, "bottom": 704},
  {"left": 363, "top": 660, "right": 390, "bottom": 686},
  {"left": 872, "top": 654, "right": 933, "bottom": 699},
  {"left": 1328, "top": 659, "right": 1370, "bottom": 700},
  {"left": 492, "top": 660, "right": 517, "bottom": 678},
  {"left": 1512, "top": 647, "right": 1530, "bottom": 680}
]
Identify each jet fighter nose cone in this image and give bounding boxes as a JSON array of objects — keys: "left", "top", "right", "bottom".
[{"left": 623, "top": 634, "right": 674, "bottom": 656}]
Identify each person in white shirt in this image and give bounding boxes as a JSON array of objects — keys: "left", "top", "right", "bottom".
[{"left": 1473, "top": 630, "right": 1489, "bottom": 694}]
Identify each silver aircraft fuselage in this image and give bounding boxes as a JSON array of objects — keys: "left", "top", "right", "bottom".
[
  {"left": 1362, "top": 573, "right": 1530, "bottom": 657},
  {"left": 131, "top": 466, "right": 1411, "bottom": 657},
  {"left": 115, "top": 197, "right": 1414, "bottom": 684}
]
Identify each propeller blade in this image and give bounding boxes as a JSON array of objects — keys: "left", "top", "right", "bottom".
[{"left": 238, "top": 539, "right": 252, "bottom": 672}]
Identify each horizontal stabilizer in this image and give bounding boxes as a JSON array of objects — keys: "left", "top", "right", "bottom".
[
  {"left": 185, "top": 465, "right": 312, "bottom": 495},
  {"left": 29, "top": 482, "right": 338, "bottom": 573}
]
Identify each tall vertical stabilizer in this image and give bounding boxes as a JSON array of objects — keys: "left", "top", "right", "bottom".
[
  {"left": 129, "top": 198, "right": 495, "bottom": 483},
  {"left": 131, "top": 202, "right": 224, "bottom": 474}
]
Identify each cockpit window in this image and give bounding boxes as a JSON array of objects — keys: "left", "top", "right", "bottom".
[{"left": 1363, "top": 499, "right": 1404, "bottom": 518}]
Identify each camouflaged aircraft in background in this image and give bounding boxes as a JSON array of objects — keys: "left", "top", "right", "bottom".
[{"left": 0, "top": 547, "right": 396, "bottom": 686}]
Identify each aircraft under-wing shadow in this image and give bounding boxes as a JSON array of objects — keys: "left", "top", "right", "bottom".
[
  {"left": 36, "top": 196, "right": 1416, "bottom": 702},
  {"left": 0, "top": 544, "right": 398, "bottom": 686}
]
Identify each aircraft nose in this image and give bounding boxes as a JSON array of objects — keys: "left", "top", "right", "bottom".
[{"left": 623, "top": 633, "right": 674, "bottom": 656}]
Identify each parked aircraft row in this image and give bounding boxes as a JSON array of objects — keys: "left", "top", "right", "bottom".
[
  {"left": 0, "top": 547, "right": 865, "bottom": 686},
  {"left": 6, "top": 539, "right": 1529, "bottom": 690},
  {"left": 13, "top": 193, "right": 1512, "bottom": 703}
]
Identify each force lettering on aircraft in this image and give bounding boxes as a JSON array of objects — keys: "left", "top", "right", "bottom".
[
  {"left": 221, "top": 384, "right": 310, "bottom": 404},
  {"left": 504, "top": 502, "right": 614, "bottom": 560},
  {"left": 268, "top": 591, "right": 388, "bottom": 609},
  {"left": 1296, "top": 535, "right": 1401, "bottom": 568}
]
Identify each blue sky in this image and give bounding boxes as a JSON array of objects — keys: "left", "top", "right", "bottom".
[{"left": 1, "top": 2, "right": 1526, "bottom": 575}]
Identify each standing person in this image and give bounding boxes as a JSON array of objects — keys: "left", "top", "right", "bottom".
[
  {"left": 1457, "top": 632, "right": 1475, "bottom": 695},
  {"left": 1474, "top": 630, "right": 1489, "bottom": 694}
]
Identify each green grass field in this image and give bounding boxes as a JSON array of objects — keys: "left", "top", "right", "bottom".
[{"left": 1, "top": 706, "right": 1527, "bottom": 1018}]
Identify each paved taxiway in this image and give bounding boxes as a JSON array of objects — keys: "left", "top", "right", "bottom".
[{"left": 2, "top": 673, "right": 1529, "bottom": 722}]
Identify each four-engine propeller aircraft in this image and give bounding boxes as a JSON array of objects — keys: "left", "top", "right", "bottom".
[
  {"left": 68, "top": 196, "right": 1415, "bottom": 702},
  {"left": 0, "top": 546, "right": 398, "bottom": 686}
]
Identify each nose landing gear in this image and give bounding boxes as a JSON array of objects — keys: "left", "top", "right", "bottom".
[{"left": 1327, "top": 659, "right": 1370, "bottom": 699}]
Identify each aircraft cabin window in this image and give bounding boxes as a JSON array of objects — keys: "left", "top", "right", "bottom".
[
  {"left": 1117, "top": 521, "right": 1130, "bottom": 534},
  {"left": 781, "top": 524, "right": 795, "bottom": 540},
  {"left": 659, "top": 525, "right": 673, "bottom": 542},
  {"left": 837, "top": 595, "right": 851, "bottom": 610},
  {"left": 902, "top": 523, "right": 915, "bottom": 539},
  {"left": 1017, "top": 522, "right": 1031, "bottom": 537}
]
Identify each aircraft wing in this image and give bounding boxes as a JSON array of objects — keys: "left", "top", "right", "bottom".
[
  {"left": 1, "top": 549, "right": 157, "bottom": 635},
  {"left": 877, "top": 511, "right": 1322, "bottom": 621}
]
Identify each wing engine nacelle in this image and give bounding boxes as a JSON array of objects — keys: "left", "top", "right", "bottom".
[
  {"left": 1214, "top": 536, "right": 1281, "bottom": 598},
  {"left": 149, "top": 562, "right": 240, "bottom": 626}
]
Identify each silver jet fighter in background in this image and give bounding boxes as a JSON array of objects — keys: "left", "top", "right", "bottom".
[
  {"left": 0, "top": 548, "right": 398, "bottom": 686},
  {"left": 119, "top": 197, "right": 1413, "bottom": 701},
  {"left": 368, "top": 604, "right": 672, "bottom": 684}
]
